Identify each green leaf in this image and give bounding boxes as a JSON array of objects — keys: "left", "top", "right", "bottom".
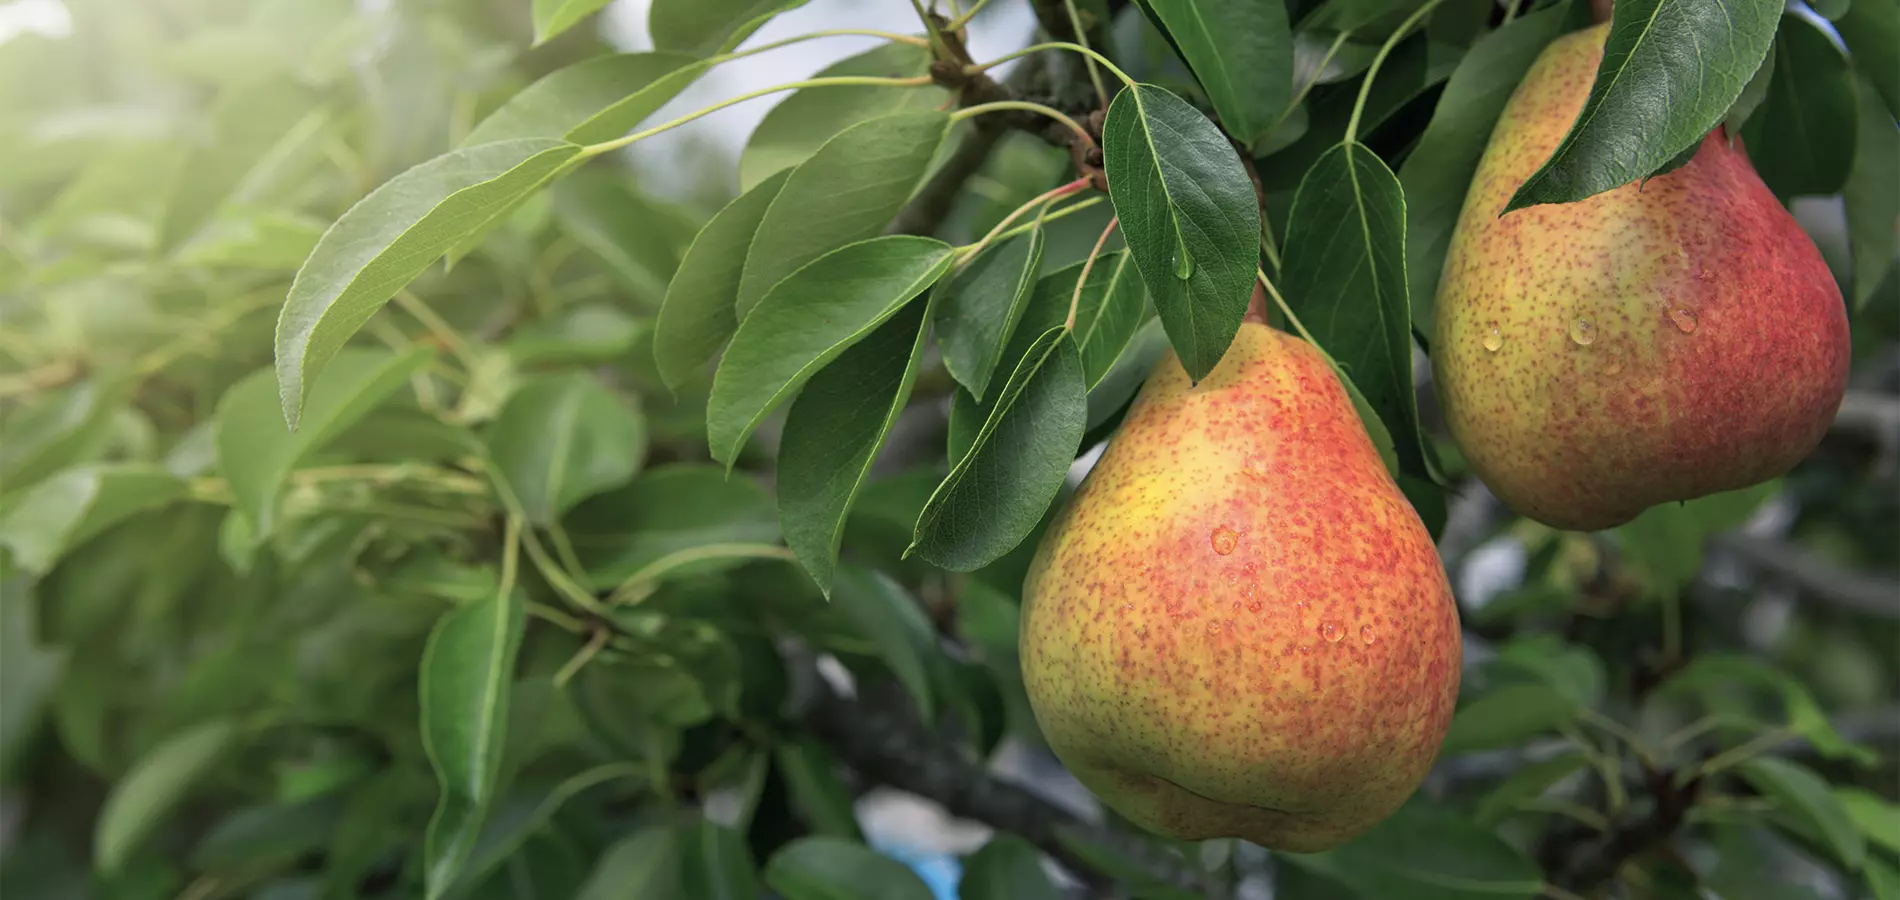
[
  {"left": 1837, "top": 0, "right": 1899, "bottom": 120},
  {"left": 1103, "top": 83, "right": 1261, "bottom": 382},
  {"left": 680, "top": 819, "right": 761, "bottom": 900},
  {"left": 1071, "top": 251, "right": 1154, "bottom": 388},
  {"left": 552, "top": 172, "right": 688, "bottom": 298},
  {"left": 95, "top": 720, "right": 239, "bottom": 876},
  {"left": 566, "top": 464, "right": 779, "bottom": 587},
  {"left": 651, "top": 0, "right": 806, "bottom": 57},
  {"left": 1505, "top": 0, "right": 1783, "bottom": 211},
  {"left": 576, "top": 826, "right": 681, "bottom": 900},
  {"left": 486, "top": 373, "right": 645, "bottom": 526},
  {"left": 455, "top": 762, "right": 646, "bottom": 890},
  {"left": 737, "top": 42, "right": 939, "bottom": 191},
  {"left": 1616, "top": 482, "right": 1777, "bottom": 592},
  {"left": 1281, "top": 141, "right": 1433, "bottom": 480},
  {"left": 708, "top": 235, "right": 954, "bottom": 466},
  {"left": 1476, "top": 753, "right": 1591, "bottom": 824},
  {"left": 0, "top": 581, "right": 63, "bottom": 778},
  {"left": 1400, "top": 3, "right": 1573, "bottom": 334},
  {"left": 505, "top": 303, "right": 644, "bottom": 366},
  {"left": 462, "top": 52, "right": 704, "bottom": 146},
  {"left": 191, "top": 800, "right": 340, "bottom": 872},
  {"left": 1145, "top": 0, "right": 1292, "bottom": 147},
  {"left": 158, "top": 76, "right": 319, "bottom": 253},
  {"left": 1316, "top": 800, "right": 1545, "bottom": 900},
  {"left": 275, "top": 139, "right": 580, "bottom": 427},
  {"left": 1258, "top": 34, "right": 1431, "bottom": 187},
  {"left": 0, "top": 380, "right": 122, "bottom": 490},
  {"left": 656, "top": 169, "right": 792, "bottom": 390},
  {"left": 1441, "top": 683, "right": 1579, "bottom": 755},
  {"left": 1735, "top": 756, "right": 1865, "bottom": 872},
  {"left": 774, "top": 738, "right": 862, "bottom": 840},
  {"left": 736, "top": 109, "right": 950, "bottom": 317},
  {"left": 216, "top": 347, "right": 432, "bottom": 538},
  {"left": 1491, "top": 635, "right": 1607, "bottom": 708},
  {"left": 419, "top": 587, "right": 528, "bottom": 899},
  {"left": 1844, "top": 73, "right": 1898, "bottom": 311},
  {"left": 1659, "top": 654, "right": 1877, "bottom": 766},
  {"left": 532, "top": 0, "right": 615, "bottom": 44},
  {"left": 763, "top": 836, "right": 936, "bottom": 900},
  {"left": 0, "top": 465, "right": 185, "bottom": 573},
  {"left": 933, "top": 230, "right": 1045, "bottom": 402},
  {"left": 178, "top": 211, "right": 328, "bottom": 271},
  {"left": 910, "top": 328, "right": 1085, "bottom": 571},
  {"left": 1086, "top": 316, "right": 1168, "bottom": 431},
  {"left": 1870, "top": 858, "right": 1900, "bottom": 900},
  {"left": 1725, "top": 39, "right": 1777, "bottom": 135},
  {"left": 831, "top": 566, "right": 939, "bottom": 721},
  {"left": 1836, "top": 787, "right": 1900, "bottom": 856},
  {"left": 1742, "top": 14, "right": 1858, "bottom": 197},
  {"left": 960, "top": 836, "right": 1061, "bottom": 900},
  {"left": 778, "top": 296, "right": 931, "bottom": 593}
]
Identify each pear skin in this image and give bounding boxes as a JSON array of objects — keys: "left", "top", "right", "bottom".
[
  {"left": 1019, "top": 323, "right": 1461, "bottom": 853},
  {"left": 1434, "top": 23, "right": 1851, "bottom": 531}
]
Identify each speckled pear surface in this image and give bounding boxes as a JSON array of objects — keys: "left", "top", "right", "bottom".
[
  {"left": 1019, "top": 323, "right": 1461, "bottom": 853},
  {"left": 1434, "top": 23, "right": 1851, "bottom": 531}
]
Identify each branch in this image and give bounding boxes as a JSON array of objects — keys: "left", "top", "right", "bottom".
[{"left": 1708, "top": 532, "right": 1900, "bottom": 619}]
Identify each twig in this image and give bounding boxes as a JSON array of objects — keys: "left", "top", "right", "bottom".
[{"left": 1708, "top": 533, "right": 1900, "bottom": 618}]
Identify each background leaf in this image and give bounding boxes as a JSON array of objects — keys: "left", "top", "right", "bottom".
[
  {"left": 830, "top": 566, "right": 939, "bottom": 721},
  {"left": 960, "top": 835, "right": 1061, "bottom": 900},
  {"left": 486, "top": 372, "right": 646, "bottom": 526},
  {"left": 95, "top": 720, "right": 238, "bottom": 876},
  {"left": 532, "top": 0, "right": 615, "bottom": 44},
  {"left": 933, "top": 230, "right": 1045, "bottom": 402},
  {"left": 737, "top": 43, "right": 940, "bottom": 191},
  {"left": 575, "top": 826, "right": 680, "bottom": 900},
  {"left": 1844, "top": 73, "right": 1899, "bottom": 310},
  {"left": 1735, "top": 756, "right": 1867, "bottom": 872},
  {"left": 1741, "top": 13, "right": 1858, "bottom": 197},
  {"left": 763, "top": 836, "right": 936, "bottom": 900},
  {"left": 462, "top": 53, "right": 703, "bottom": 146},
  {"left": 1145, "top": 0, "right": 1293, "bottom": 148},
  {"left": 651, "top": 0, "right": 805, "bottom": 56},
  {"left": 654, "top": 169, "right": 792, "bottom": 390},
  {"left": 0, "top": 465, "right": 186, "bottom": 573},
  {"left": 1836, "top": 0, "right": 1899, "bottom": 119}
]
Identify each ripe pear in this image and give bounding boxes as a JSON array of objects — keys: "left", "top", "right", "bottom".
[
  {"left": 1019, "top": 321, "right": 1462, "bottom": 853},
  {"left": 1433, "top": 23, "right": 1851, "bottom": 531}
]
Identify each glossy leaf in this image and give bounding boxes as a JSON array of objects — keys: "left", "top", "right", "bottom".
[
  {"left": 419, "top": 587, "right": 528, "bottom": 899},
  {"left": 275, "top": 140, "right": 580, "bottom": 426},
  {"left": 1845, "top": 73, "right": 1899, "bottom": 311},
  {"left": 738, "top": 42, "right": 938, "bottom": 190},
  {"left": 486, "top": 373, "right": 645, "bottom": 526},
  {"left": 778, "top": 297, "right": 930, "bottom": 593},
  {"left": 735, "top": 109, "right": 950, "bottom": 317},
  {"left": 960, "top": 836, "right": 1060, "bottom": 900},
  {"left": 651, "top": 0, "right": 805, "bottom": 56},
  {"left": 831, "top": 566, "right": 938, "bottom": 721},
  {"left": 576, "top": 826, "right": 681, "bottom": 900},
  {"left": 0, "top": 465, "right": 185, "bottom": 573},
  {"left": 1743, "top": 14, "right": 1858, "bottom": 197},
  {"left": 1281, "top": 141, "right": 1433, "bottom": 479},
  {"left": 763, "top": 836, "right": 936, "bottom": 900},
  {"left": 462, "top": 53, "right": 704, "bottom": 146},
  {"left": 95, "top": 720, "right": 239, "bottom": 875},
  {"left": 1476, "top": 753, "right": 1591, "bottom": 824},
  {"left": 933, "top": 230, "right": 1045, "bottom": 402},
  {"left": 532, "top": 0, "right": 615, "bottom": 44},
  {"left": 216, "top": 347, "right": 432, "bottom": 538},
  {"left": 1735, "top": 756, "right": 1865, "bottom": 872},
  {"left": 1400, "top": 4, "right": 1571, "bottom": 333},
  {"left": 911, "top": 329, "right": 1086, "bottom": 571},
  {"left": 1145, "top": 0, "right": 1292, "bottom": 148},
  {"left": 1441, "top": 683, "right": 1578, "bottom": 755},
  {"left": 774, "top": 739, "right": 862, "bottom": 840},
  {"left": 707, "top": 236, "right": 954, "bottom": 466},
  {"left": 1725, "top": 39, "right": 1777, "bottom": 135},
  {"left": 1505, "top": 0, "right": 1783, "bottom": 210},
  {"left": 655, "top": 169, "right": 792, "bottom": 391},
  {"left": 1103, "top": 83, "right": 1260, "bottom": 381}
]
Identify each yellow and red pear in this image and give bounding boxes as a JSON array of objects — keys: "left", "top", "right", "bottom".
[
  {"left": 1019, "top": 321, "right": 1461, "bottom": 853},
  {"left": 1433, "top": 23, "right": 1851, "bottom": 531}
]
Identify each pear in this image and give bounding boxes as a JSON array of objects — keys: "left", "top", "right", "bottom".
[
  {"left": 1433, "top": 23, "right": 1851, "bottom": 531},
  {"left": 1019, "top": 322, "right": 1462, "bottom": 853}
]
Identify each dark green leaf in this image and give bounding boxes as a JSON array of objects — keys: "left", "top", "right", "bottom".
[
  {"left": 655, "top": 169, "right": 792, "bottom": 390},
  {"left": 1103, "top": 83, "right": 1261, "bottom": 381},
  {"left": 680, "top": 819, "right": 761, "bottom": 900},
  {"left": 1491, "top": 635, "right": 1607, "bottom": 708},
  {"left": 1844, "top": 73, "right": 1898, "bottom": 310},
  {"left": 0, "top": 581, "right": 62, "bottom": 777},
  {"left": 486, "top": 372, "right": 645, "bottom": 526},
  {"left": 1735, "top": 756, "right": 1865, "bottom": 872},
  {"left": 532, "top": 0, "right": 615, "bottom": 44},
  {"left": 456, "top": 763, "right": 646, "bottom": 890},
  {"left": 190, "top": 800, "right": 340, "bottom": 872},
  {"left": 778, "top": 297, "right": 931, "bottom": 593},
  {"left": 463, "top": 53, "right": 705, "bottom": 146},
  {"left": 1071, "top": 251, "right": 1154, "bottom": 387},
  {"left": 1145, "top": 0, "right": 1293, "bottom": 147},
  {"left": 576, "top": 826, "right": 681, "bottom": 900},
  {"left": 933, "top": 230, "right": 1045, "bottom": 402},
  {"left": 95, "top": 720, "right": 239, "bottom": 876},
  {"left": 1318, "top": 801, "right": 1544, "bottom": 900},
  {"left": 1441, "top": 683, "right": 1578, "bottom": 755},
  {"left": 1837, "top": 0, "right": 1899, "bottom": 119},
  {"left": 708, "top": 235, "right": 954, "bottom": 466},
  {"left": 1836, "top": 787, "right": 1900, "bottom": 856},
  {"left": 1281, "top": 141, "right": 1433, "bottom": 479},
  {"left": 960, "top": 836, "right": 1060, "bottom": 900},
  {"left": 737, "top": 43, "right": 940, "bottom": 190},
  {"left": 1870, "top": 858, "right": 1900, "bottom": 900},
  {"left": 217, "top": 347, "right": 432, "bottom": 538},
  {"left": 1725, "top": 39, "right": 1777, "bottom": 135},
  {"left": 275, "top": 140, "right": 580, "bottom": 426},
  {"left": 0, "top": 465, "right": 185, "bottom": 573},
  {"left": 912, "top": 328, "right": 1084, "bottom": 571},
  {"left": 774, "top": 739, "right": 862, "bottom": 840},
  {"left": 1505, "top": 1, "right": 1783, "bottom": 211},
  {"left": 736, "top": 109, "right": 950, "bottom": 317},
  {"left": 763, "top": 836, "right": 936, "bottom": 900},
  {"left": 1259, "top": 33, "right": 1431, "bottom": 186},
  {"left": 1743, "top": 14, "right": 1858, "bottom": 197},
  {"left": 1658, "top": 655, "right": 1877, "bottom": 765},
  {"left": 651, "top": 0, "right": 806, "bottom": 56},
  {"left": 1476, "top": 753, "right": 1591, "bottom": 824},
  {"left": 1086, "top": 315, "right": 1167, "bottom": 431},
  {"left": 419, "top": 587, "right": 528, "bottom": 899},
  {"left": 831, "top": 566, "right": 939, "bottom": 720},
  {"left": 566, "top": 464, "right": 779, "bottom": 587}
]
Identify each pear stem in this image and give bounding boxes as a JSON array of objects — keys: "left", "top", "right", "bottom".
[
  {"left": 1345, "top": 0, "right": 1448, "bottom": 144},
  {"left": 1256, "top": 269, "right": 1321, "bottom": 345}
]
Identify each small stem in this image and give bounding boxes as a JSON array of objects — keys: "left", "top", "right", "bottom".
[
  {"left": 528, "top": 601, "right": 586, "bottom": 633},
  {"left": 944, "top": 0, "right": 991, "bottom": 30},
  {"left": 1062, "top": 0, "right": 1111, "bottom": 108},
  {"left": 1345, "top": 0, "right": 1447, "bottom": 144},
  {"left": 1503, "top": 0, "right": 1527, "bottom": 24},
  {"left": 908, "top": 0, "right": 952, "bottom": 59},
  {"left": 722, "top": 29, "right": 929, "bottom": 60},
  {"left": 582, "top": 76, "right": 933, "bottom": 157},
  {"left": 1578, "top": 708, "right": 1658, "bottom": 767},
  {"left": 955, "top": 176, "right": 1092, "bottom": 263},
  {"left": 1561, "top": 724, "right": 1628, "bottom": 815},
  {"left": 521, "top": 528, "right": 609, "bottom": 616},
  {"left": 1066, "top": 217, "right": 1120, "bottom": 331},
  {"left": 393, "top": 290, "right": 478, "bottom": 367},
  {"left": 966, "top": 42, "right": 1136, "bottom": 91},
  {"left": 987, "top": 195, "right": 1104, "bottom": 245},
  {"left": 548, "top": 522, "right": 588, "bottom": 582},
  {"left": 607, "top": 543, "right": 797, "bottom": 606},
  {"left": 553, "top": 628, "right": 611, "bottom": 687},
  {"left": 500, "top": 514, "right": 523, "bottom": 595},
  {"left": 1258, "top": 270, "right": 1319, "bottom": 344},
  {"left": 952, "top": 100, "right": 1095, "bottom": 149},
  {"left": 1258, "top": 225, "right": 1282, "bottom": 274},
  {"left": 1275, "top": 31, "right": 1351, "bottom": 133},
  {"left": 1680, "top": 727, "right": 1794, "bottom": 784}
]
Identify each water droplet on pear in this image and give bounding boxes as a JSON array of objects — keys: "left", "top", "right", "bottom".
[
  {"left": 1360, "top": 625, "right": 1376, "bottom": 645},
  {"left": 1482, "top": 326, "right": 1503, "bottom": 352},
  {"left": 1210, "top": 526, "right": 1238, "bottom": 555},
  {"left": 1320, "top": 621, "right": 1343, "bottom": 643},
  {"left": 1568, "top": 318, "right": 1596, "bottom": 346},
  {"left": 1667, "top": 307, "right": 1698, "bottom": 333}
]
